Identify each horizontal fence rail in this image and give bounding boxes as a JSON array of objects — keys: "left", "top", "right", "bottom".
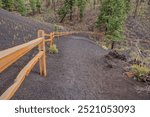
[
  {"left": 0, "top": 38, "right": 43, "bottom": 73},
  {"left": 0, "top": 52, "right": 44, "bottom": 100},
  {"left": 44, "top": 31, "right": 104, "bottom": 48},
  {"left": 0, "top": 30, "right": 46, "bottom": 100},
  {"left": 0, "top": 29, "right": 104, "bottom": 100}
]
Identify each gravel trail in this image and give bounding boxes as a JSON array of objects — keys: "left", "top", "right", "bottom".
[{"left": 12, "top": 36, "right": 150, "bottom": 100}]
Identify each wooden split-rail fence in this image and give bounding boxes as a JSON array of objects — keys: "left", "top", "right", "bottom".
[{"left": 0, "top": 30, "right": 104, "bottom": 100}]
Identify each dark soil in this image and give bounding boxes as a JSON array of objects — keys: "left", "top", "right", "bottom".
[
  {"left": 0, "top": 9, "right": 53, "bottom": 50},
  {"left": 12, "top": 36, "right": 150, "bottom": 100},
  {"left": 0, "top": 10, "right": 150, "bottom": 100}
]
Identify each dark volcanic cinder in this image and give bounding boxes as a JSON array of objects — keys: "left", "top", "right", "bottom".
[{"left": 0, "top": 10, "right": 150, "bottom": 100}]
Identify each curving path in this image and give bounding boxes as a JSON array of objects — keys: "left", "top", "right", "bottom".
[{"left": 11, "top": 36, "right": 150, "bottom": 100}]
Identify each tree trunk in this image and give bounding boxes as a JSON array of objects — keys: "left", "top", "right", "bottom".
[
  {"left": 93, "top": 0, "right": 96, "bottom": 9},
  {"left": 46, "top": 0, "right": 50, "bottom": 8},
  {"left": 111, "top": 41, "right": 115, "bottom": 50},
  {"left": 53, "top": 1, "right": 56, "bottom": 12},
  {"left": 60, "top": 13, "right": 67, "bottom": 23},
  {"left": 148, "top": 0, "right": 150, "bottom": 5},
  {"left": 70, "top": 6, "right": 73, "bottom": 21},
  {"left": 70, "top": 11, "right": 73, "bottom": 21},
  {"left": 134, "top": 0, "right": 140, "bottom": 18}
]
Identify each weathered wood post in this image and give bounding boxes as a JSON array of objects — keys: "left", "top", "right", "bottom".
[{"left": 38, "top": 30, "right": 47, "bottom": 77}]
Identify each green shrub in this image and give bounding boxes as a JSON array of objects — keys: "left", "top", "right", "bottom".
[
  {"left": 54, "top": 24, "right": 58, "bottom": 32},
  {"left": 0, "top": 0, "right": 3, "bottom": 8},
  {"left": 29, "top": 0, "right": 36, "bottom": 15},
  {"left": 36, "top": 0, "right": 42, "bottom": 13},
  {"left": 131, "top": 64, "right": 150, "bottom": 80},
  {"left": 49, "top": 44, "right": 58, "bottom": 54},
  {"left": 16, "top": 0, "right": 27, "bottom": 16},
  {"left": 3, "top": 0, "right": 15, "bottom": 11},
  {"left": 76, "top": 0, "right": 87, "bottom": 19}
]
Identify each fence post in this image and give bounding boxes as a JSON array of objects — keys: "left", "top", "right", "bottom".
[
  {"left": 50, "top": 32, "right": 54, "bottom": 48},
  {"left": 38, "top": 30, "right": 47, "bottom": 77}
]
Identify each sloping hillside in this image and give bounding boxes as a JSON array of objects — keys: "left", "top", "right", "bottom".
[
  {"left": 0, "top": 9, "right": 53, "bottom": 50},
  {"left": 126, "top": 16, "right": 150, "bottom": 40},
  {"left": 0, "top": 9, "right": 54, "bottom": 95}
]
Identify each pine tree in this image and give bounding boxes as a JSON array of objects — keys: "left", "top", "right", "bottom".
[
  {"left": 3, "top": 0, "right": 14, "bottom": 11},
  {"left": 69, "top": 0, "right": 76, "bottom": 20},
  {"left": 77, "top": 0, "right": 87, "bottom": 20},
  {"left": 36, "top": 0, "right": 42, "bottom": 13},
  {"left": 0, "top": 0, "right": 3, "bottom": 8},
  {"left": 16, "top": 0, "right": 27, "bottom": 16},
  {"left": 29, "top": 0, "right": 37, "bottom": 15},
  {"left": 96, "top": 0, "right": 130, "bottom": 49},
  {"left": 58, "top": 0, "right": 88, "bottom": 22},
  {"left": 58, "top": 0, "right": 76, "bottom": 22}
]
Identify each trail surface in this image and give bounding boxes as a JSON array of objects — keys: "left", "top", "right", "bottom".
[{"left": 12, "top": 36, "right": 150, "bottom": 100}]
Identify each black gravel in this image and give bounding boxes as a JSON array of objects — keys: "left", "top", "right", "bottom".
[
  {"left": 0, "top": 10, "right": 150, "bottom": 100},
  {"left": 12, "top": 36, "right": 150, "bottom": 100}
]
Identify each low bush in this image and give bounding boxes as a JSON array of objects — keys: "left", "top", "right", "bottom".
[
  {"left": 49, "top": 44, "right": 58, "bottom": 54},
  {"left": 131, "top": 64, "right": 150, "bottom": 81}
]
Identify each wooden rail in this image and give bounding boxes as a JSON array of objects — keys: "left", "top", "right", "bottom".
[
  {"left": 0, "top": 30, "right": 46, "bottom": 100},
  {"left": 0, "top": 38, "right": 42, "bottom": 73},
  {"left": 0, "top": 30, "right": 103, "bottom": 100},
  {"left": 45, "top": 31, "right": 104, "bottom": 48}
]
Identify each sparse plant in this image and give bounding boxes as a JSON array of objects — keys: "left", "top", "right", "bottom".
[
  {"left": 54, "top": 24, "right": 58, "bottom": 32},
  {"left": 49, "top": 44, "right": 58, "bottom": 54},
  {"left": 131, "top": 64, "right": 150, "bottom": 81}
]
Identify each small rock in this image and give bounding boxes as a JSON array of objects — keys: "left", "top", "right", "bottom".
[
  {"left": 125, "top": 72, "right": 135, "bottom": 78},
  {"left": 107, "top": 50, "right": 127, "bottom": 61}
]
